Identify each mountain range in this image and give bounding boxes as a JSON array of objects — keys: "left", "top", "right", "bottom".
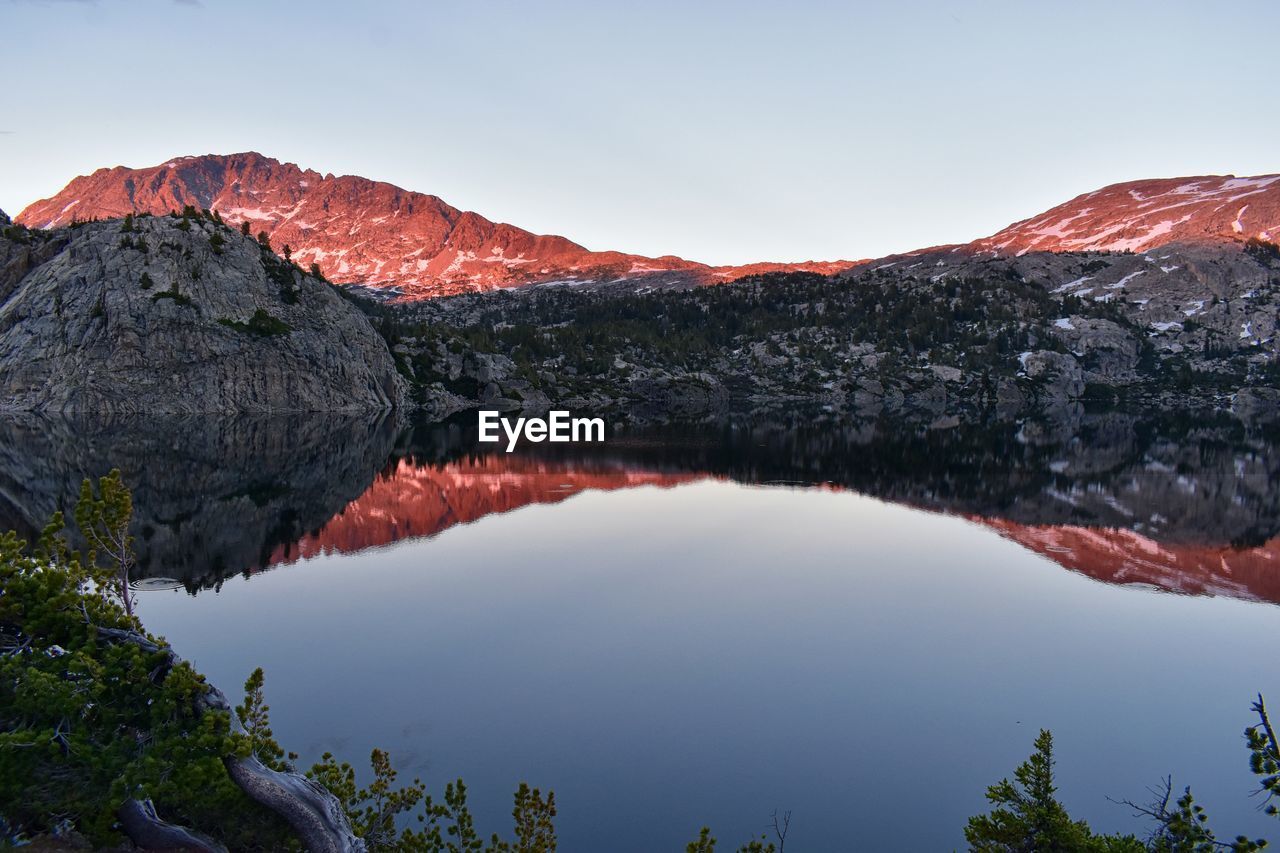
[
  {"left": 970, "top": 174, "right": 1280, "bottom": 255},
  {"left": 17, "top": 152, "right": 1280, "bottom": 300},
  {"left": 14, "top": 153, "right": 857, "bottom": 299}
]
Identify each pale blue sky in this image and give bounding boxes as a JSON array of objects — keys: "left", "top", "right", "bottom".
[{"left": 2, "top": 0, "right": 1278, "bottom": 264}]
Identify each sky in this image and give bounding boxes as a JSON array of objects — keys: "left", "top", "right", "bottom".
[{"left": 2, "top": 0, "right": 1279, "bottom": 265}]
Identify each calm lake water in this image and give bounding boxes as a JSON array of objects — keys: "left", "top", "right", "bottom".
[{"left": 2, "top": 410, "right": 1278, "bottom": 850}]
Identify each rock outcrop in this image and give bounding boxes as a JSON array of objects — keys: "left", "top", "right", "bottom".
[
  {"left": 366, "top": 233, "right": 1280, "bottom": 422},
  {"left": 0, "top": 213, "right": 406, "bottom": 413}
]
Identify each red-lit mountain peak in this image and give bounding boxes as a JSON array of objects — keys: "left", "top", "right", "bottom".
[
  {"left": 16, "top": 153, "right": 857, "bottom": 298},
  {"left": 968, "top": 174, "right": 1280, "bottom": 256}
]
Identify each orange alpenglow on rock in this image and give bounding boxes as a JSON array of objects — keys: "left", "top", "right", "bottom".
[
  {"left": 966, "top": 174, "right": 1280, "bottom": 256},
  {"left": 16, "top": 152, "right": 860, "bottom": 299}
]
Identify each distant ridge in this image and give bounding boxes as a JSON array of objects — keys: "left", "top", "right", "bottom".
[
  {"left": 15, "top": 153, "right": 858, "bottom": 299},
  {"left": 966, "top": 174, "right": 1280, "bottom": 256},
  {"left": 18, "top": 155, "right": 1280, "bottom": 299}
]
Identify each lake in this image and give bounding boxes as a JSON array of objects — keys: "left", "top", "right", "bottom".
[{"left": 2, "top": 409, "right": 1277, "bottom": 850}]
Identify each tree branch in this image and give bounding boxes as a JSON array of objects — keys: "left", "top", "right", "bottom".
[
  {"left": 1254, "top": 694, "right": 1279, "bottom": 762},
  {"left": 117, "top": 797, "right": 228, "bottom": 853}
]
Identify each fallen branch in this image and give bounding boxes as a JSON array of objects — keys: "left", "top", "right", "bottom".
[
  {"left": 224, "top": 753, "right": 366, "bottom": 853},
  {"left": 117, "top": 798, "right": 228, "bottom": 853},
  {"left": 197, "top": 681, "right": 365, "bottom": 852}
]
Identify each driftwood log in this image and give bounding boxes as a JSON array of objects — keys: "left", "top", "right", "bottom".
[
  {"left": 117, "top": 798, "right": 228, "bottom": 853},
  {"left": 97, "top": 625, "right": 366, "bottom": 852},
  {"left": 205, "top": 682, "right": 367, "bottom": 853}
]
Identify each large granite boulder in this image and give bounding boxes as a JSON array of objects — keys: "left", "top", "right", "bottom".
[
  {"left": 0, "top": 214, "right": 406, "bottom": 413},
  {"left": 1020, "top": 350, "right": 1085, "bottom": 401}
]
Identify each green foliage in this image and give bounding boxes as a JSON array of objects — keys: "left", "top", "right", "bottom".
[
  {"left": 139, "top": 271, "right": 154, "bottom": 290},
  {"left": 209, "top": 230, "right": 226, "bottom": 254},
  {"left": 219, "top": 308, "right": 293, "bottom": 337},
  {"left": 117, "top": 231, "right": 148, "bottom": 253},
  {"left": 73, "top": 469, "right": 135, "bottom": 619},
  {"left": 737, "top": 839, "right": 777, "bottom": 853},
  {"left": 966, "top": 729, "right": 1137, "bottom": 852},
  {"left": 305, "top": 752, "right": 558, "bottom": 852},
  {"left": 684, "top": 826, "right": 778, "bottom": 853},
  {"left": 687, "top": 827, "right": 717, "bottom": 852},
  {"left": 236, "top": 667, "right": 291, "bottom": 771},
  {"left": 1141, "top": 785, "right": 1265, "bottom": 852},
  {"left": 0, "top": 481, "right": 295, "bottom": 849},
  {"left": 258, "top": 230, "right": 271, "bottom": 249},
  {"left": 1, "top": 474, "right": 562, "bottom": 850},
  {"left": 3, "top": 223, "right": 34, "bottom": 243},
  {"left": 309, "top": 749, "right": 432, "bottom": 850},
  {"left": 151, "top": 285, "right": 192, "bottom": 306},
  {"left": 510, "top": 783, "right": 557, "bottom": 853},
  {"left": 1245, "top": 237, "right": 1280, "bottom": 266},
  {"left": 967, "top": 727, "right": 1269, "bottom": 852},
  {"left": 260, "top": 250, "right": 302, "bottom": 302},
  {"left": 1247, "top": 696, "right": 1280, "bottom": 818},
  {"left": 241, "top": 220, "right": 252, "bottom": 236}
]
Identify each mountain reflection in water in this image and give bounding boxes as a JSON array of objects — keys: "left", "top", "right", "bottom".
[{"left": 0, "top": 408, "right": 1276, "bottom": 604}]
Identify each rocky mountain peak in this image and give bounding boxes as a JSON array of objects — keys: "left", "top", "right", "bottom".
[
  {"left": 16, "top": 153, "right": 857, "bottom": 299},
  {"left": 968, "top": 173, "right": 1280, "bottom": 256},
  {"left": 19, "top": 154, "right": 1280, "bottom": 300}
]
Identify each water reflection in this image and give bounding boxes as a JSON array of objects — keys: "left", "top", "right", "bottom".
[
  {"left": 5, "top": 408, "right": 1279, "bottom": 850},
  {"left": 0, "top": 409, "right": 1276, "bottom": 603},
  {"left": 0, "top": 412, "right": 398, "bottom": 588}
]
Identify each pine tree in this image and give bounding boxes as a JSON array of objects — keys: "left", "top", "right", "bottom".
[
  {"left": 965, "top": 730, "right": 1109, "bottom": 852},
  {"left": 73, "top": 469, "right": 136, "bottom": 619}
]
